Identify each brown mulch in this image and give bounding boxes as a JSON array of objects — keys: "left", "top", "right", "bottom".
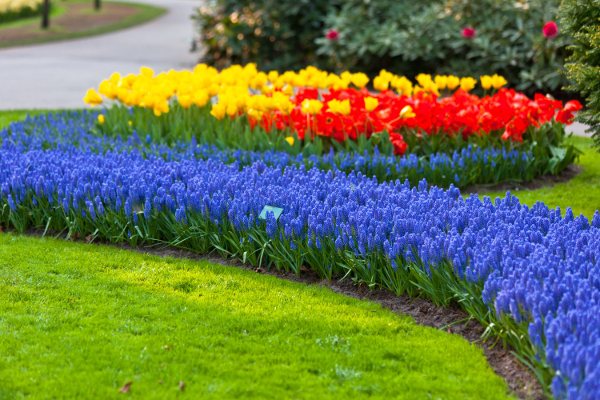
[
  {"left": 123, "top": 243, "right": 545, "bottom": 400},
  {"left": 463, "top": 164, "right": 581, "bottom": 194},
  {"left": 0, "top": 2, "right": 139, "bottom": 43}
]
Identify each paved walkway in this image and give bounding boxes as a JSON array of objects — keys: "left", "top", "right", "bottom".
[
  {"left": 566, "top": 121, "right": 593, "bottom": 138},
  {"left": 0, "top": 0, "right": 198, "bottom": 109}
]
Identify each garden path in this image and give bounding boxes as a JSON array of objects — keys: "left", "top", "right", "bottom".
[
  {"left": 567, "top": 122, "right": 592, "bottom": 137},
  {"left": 0, "top": 0, "right": 198, "bottom": 109}
]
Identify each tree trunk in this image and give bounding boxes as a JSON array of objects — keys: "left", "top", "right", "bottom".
[{"left": 41, "top": 0, "right": 50, "bottom": 29}]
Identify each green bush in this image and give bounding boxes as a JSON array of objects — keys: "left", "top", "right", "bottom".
[
  {"left": 317, "top": 0, "right": 568, "bottom": 95},
  {"left": 560, "top": 0, "right": 600, "bottom": 147},
  {"left": 0, "top": 1, "right": 43, "bottom": 24},
  {"left": 196, "top": 0, "right": 569, "bottom": 95},
  {"left": 194, "top": 0, "right": 343, "bottom": 71}
]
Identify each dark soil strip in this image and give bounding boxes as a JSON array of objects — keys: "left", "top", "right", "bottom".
[
  {"left": 124, "top": 244, "right": 545, "bottom": 400},
  {"left": 464, "top": 164, "right": 581, "bottom": 194}
]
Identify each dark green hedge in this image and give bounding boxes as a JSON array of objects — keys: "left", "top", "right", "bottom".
[{"left": 560, "top": 0, "right": 600, "bottom": 147}]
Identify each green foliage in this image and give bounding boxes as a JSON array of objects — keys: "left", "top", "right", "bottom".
[
  {"left": 194, "top": 0, "right": 343, "bottom": 71},
  {"left": 196, "top": 0, "right": 568, "bottom": 94},
  {"left": 0, "top": 109, "right": 46, "bottom": 129},
  {"left": 0, "top": 233, "right": 511, "bottom": 399},
  {"left": 560, "top": 0, "right": 600, "bottom": 146},
  {"left": 317, "top": 0, "right": 568, "bottom": 95},
  {"left": 478, "top": 136, "right": 600, "bottom": 219},
  {"left": 0, "top": 1, "right": 42, "bottom": 24}
]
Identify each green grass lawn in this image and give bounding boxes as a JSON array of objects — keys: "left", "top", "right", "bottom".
[
  {"left": 478, "top": 136, "right": 600, "bottom": 219},
  {"left": 0, "top": 233, "right": 510, "bottom": 399},
  {"left": 0, "top": 109, "right": 47, "bottom": 128},
  {"left": 0, "top": 0, "right": 165, "bottom": 49}
]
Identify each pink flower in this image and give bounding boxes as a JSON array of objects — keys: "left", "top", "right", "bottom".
[
  {"left": 543, "top": 21, "right": 558, "bottom": 39},
  {"left": 462, "top": 27, "right": 476, "bottom": 39},
  {"left": 326, "top": 29, "right": 339, "bottom": 41}
]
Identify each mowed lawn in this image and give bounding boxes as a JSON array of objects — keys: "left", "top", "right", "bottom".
[{"left": 0, "top": 234, "right": 510, "bottom": 399}]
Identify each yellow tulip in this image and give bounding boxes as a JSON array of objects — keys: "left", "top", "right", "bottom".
[
  {"left": 416, "top": 74, "right": 433, "bottom": 87},
  {"left": 351, "top": 73, "right": 369, "bottom": 88},
  {"left": 327, "top": 99, "right": 351, "bottom": 115},
  {"left": 192, "top": 91, "right": 210, "bottom": 107},
  {"left": 480, "top": 75, "right": 493, "bottom": 90},
  {"left": 399, "top": 105, "right": 416, "bottom": 119},
  {"left": 301, "top": 99, "right": 323, "bottom": 115},
  {"left": 139, "top": 66, "right": 155, "bottom": 78},
  {"left": 446, "top": 75, "right": 460, "bottom": 90},
  {"left": 491, "top": 74, "right": 508, "bottom": 89},
  {"left": 373, "top": 76, "right": 389, "bottom": 92},
  {"left": 210, "top": 103, "right": 226, "bottom": 120},
  {"left": 364, "top": 96, "right": 379, "bottom": 112},
  {"left": 226, "top": 102, "right": 238, "bottom": 117},
  {"left": 83, "top": 88, "right": 103, "bottom": 106},
  {"left": 285, "top": 136, "right": 295, "bottom": 146},
  {"left": 97, "top": 114, "right": 105, "bottom": 124},
  {"left": 153, "top": 100, "right": 169, "bottom": 116},
  {"left": 392, "top": 76, "right": 413, "bottom": 96},
  {"left": 178, "top": 95, "right": 193, "bottom": 109},
  {"left": 434, "top": 75, "right": 448, "bottom": 90},
  {"left": 246, "top": 108, "right": 264, "bottom": 120},
  {"left": 460, "top": 77, "right": 477, "bottom": 92},
  {"left": 98, "top": 80, "right": 117, "bottom": 99}
]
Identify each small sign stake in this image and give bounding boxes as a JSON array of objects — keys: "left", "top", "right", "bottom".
[{"left": 259, "top": 206, "right": 283, "bottom": 221}]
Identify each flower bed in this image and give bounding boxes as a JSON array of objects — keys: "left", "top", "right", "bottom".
[
  {"left": 1, "top": 112, "right": 599, "bottom": 398},
  {"left": 84, "top": 65, "right": 581, "bottom": 183},
  {"left": 5, "top": 112, "right": 534, "bottom": 188}
]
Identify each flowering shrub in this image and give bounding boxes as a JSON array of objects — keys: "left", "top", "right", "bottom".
[
  {"left": 0, "top": 115, "right": 599, "bottom": 398},
  {"left": 321, "top": 0, "right": 570, "bottom": 95},
  {"left": 0, "top": 0, "right": 43, "bottom": 23},
  {"left": 196, "top": 0, "right": 569, "bottom": 94},
  {"left": 84, "top": 64, "right": 581, "bottom": 173}
]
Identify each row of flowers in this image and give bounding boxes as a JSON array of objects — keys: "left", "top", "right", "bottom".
[
  {"left": 0, "top": 116, "right": 598, "bottom": 399},
  {"left": 325, "top": 21, "right": 560, "bottom": 42},
  {"left": 83, "top": 64, "right": 582, "bottom": 156},
  {"left": 3, "top": 112, "right": 537, "bottom": 188}
]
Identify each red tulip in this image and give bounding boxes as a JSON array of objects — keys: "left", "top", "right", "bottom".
[
  {"left": 243, "top": 84, "right": 579, "bottom": 155},
  {"left": 543, "top": 21, "right": 558, "bottom": 39},
  {"left": 462, "top": 27, "right": 476, "bottom": 39},
  {"left": 556, "top": 100, "right": 583, "bottom": 124}
]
